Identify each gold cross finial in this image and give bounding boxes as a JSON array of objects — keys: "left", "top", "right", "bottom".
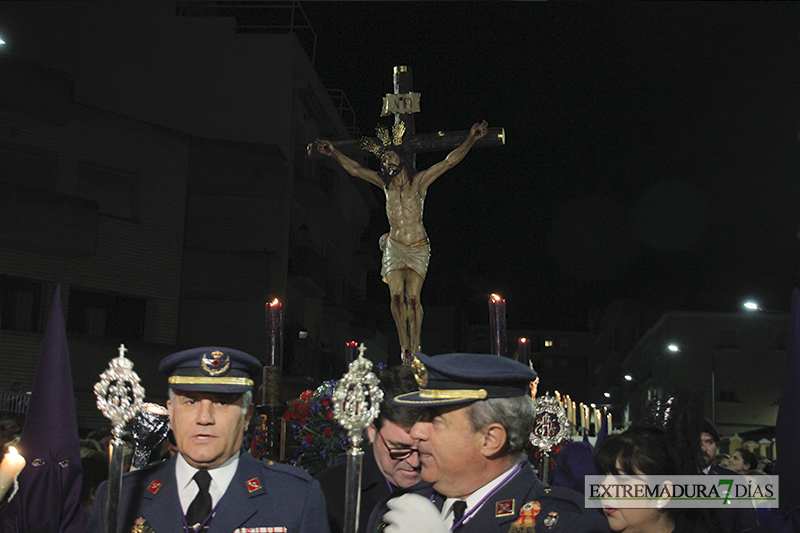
[
  {"left": 118, "top": 344, "right": 128, "bottom": 358},
  {"left": 358, "top": 343, "right": 367, "bottom": 359}
]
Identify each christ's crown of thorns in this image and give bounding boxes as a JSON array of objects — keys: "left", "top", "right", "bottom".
[{"left": 361, "top": 122, "right": 406, "bottom": 157}]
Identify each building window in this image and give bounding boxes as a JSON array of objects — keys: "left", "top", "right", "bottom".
[
  {"left": 0, "top": 276, "right": 44, "bottom": 332},
  {"left": 718, "top": 390, "right": 739, "bottom": 403},
  {"left": 67, "top": 288, "right": 145, "bottom": 339}
]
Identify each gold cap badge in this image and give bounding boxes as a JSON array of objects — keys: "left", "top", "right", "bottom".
[{"left": 412, "top": 357, "right": 428, "bottom": 388}]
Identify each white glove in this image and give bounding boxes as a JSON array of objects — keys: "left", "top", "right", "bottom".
[{"left": 382, "top": 493, "right": 450, "bottom": 533}]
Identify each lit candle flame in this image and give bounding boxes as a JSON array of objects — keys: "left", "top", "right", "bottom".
[
  {"left": 7, "top": 447, "right": 22, "bottom": 461},
  {"left": 0, "top": 445, "right": 26, "bottom": 501}
]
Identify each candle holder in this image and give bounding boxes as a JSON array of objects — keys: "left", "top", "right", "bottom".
[
  {"left": 260, "top": 298, "right": 284, "bottom": 461},
  {"left": 489, "top": 294, "right": 507, "bottom": 357}
]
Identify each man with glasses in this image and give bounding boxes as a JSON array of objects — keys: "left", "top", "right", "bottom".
[{"left": 317, "top": 365, "right": 424, "bottom": 533}]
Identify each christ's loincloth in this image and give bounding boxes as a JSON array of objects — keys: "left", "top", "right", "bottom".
[{"left": 379, "top": 233, "right": 431, "bottom": 282}]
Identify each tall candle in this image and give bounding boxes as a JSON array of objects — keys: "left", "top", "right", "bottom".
[
  {"left": 607, "top": 412, "right": 613, "bottom": 431},
  {"left": 489, "top": 294, "right": 507, "bottom": 357},
  {"left": 0, "top": 446, "right": 25, "bottom": 501},
  {"left": 518, "top": 337, "right": 530, "bottom": 366},
  {"left": 266, "top": 299, "right": 283, "bottom": 367},
  {"left": 346, "top": 341, "right": 358, "bottom": 363}
]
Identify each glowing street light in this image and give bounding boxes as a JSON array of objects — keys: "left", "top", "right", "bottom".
[
  {"left": 744, "top": 301, "right": 760, "bottom": 311},
  {"left": 667, "top": 344, "right": 680, "bottom": 353},
  {"left": 624, "top": 374, "right": 633, "bottom": 381}
]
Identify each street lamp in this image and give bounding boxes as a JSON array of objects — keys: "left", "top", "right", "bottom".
[
  {"left": 743, "top": 300, "right": 783, "bottom": 314},
  {"left": 624, "top": 374, "right": 633, "bottom": 381},
  {"left": 667, "top": 343, "right": 716, "bottom": 426}
]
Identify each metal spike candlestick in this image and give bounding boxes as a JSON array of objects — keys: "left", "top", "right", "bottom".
[
  {"left": 94, "top": 344, "right": 145, "bottom": 533},
  {"left": 333, "top": 344, "right": 384, "bottom": 533}
]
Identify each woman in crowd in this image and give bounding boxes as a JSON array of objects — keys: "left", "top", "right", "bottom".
[
  {"left": 728, "top": 448, "right": 757, "bottom": 474},
  {"left": 593, "top": 398, "right": 724, "bottom": 533}
]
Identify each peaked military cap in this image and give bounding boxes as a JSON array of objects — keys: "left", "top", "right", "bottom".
[
  {"left": 393, "top": 352, "right": 537, "bottom": 407},
  {"left": 159, "top": 346, "right": 261, "bottom": 394}
]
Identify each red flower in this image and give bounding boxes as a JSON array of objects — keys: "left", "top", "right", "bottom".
[
  {"left": 305, "top": 433, "right": 314, "bottom": 444},
  {"left": 300, "top": 390, "right": 313, "bottom": 402},
  {"left": 324, "top": 411, "right": 334, "bottom": 420},
  {"left": 323, "top": 427, "right": 333, "bottom": 438},
  {"left": 320, "top": 398, "right": 331, "bottom": 408}
]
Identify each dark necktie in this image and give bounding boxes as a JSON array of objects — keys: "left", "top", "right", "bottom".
[
  {"left": 452, "top": 500, "right": 468, "bottom": 528},
  {"left": 186, "top": 470, "right": 212, "bottom": 532}
]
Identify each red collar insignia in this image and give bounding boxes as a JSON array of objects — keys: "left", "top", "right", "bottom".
[
  {"left": 246, "top": 477, "right": 262, "bottom": 492},
  {"left": 147, "top": 480, "right": 163, "bottom": 494},
  {"left": 495, "top": 499, "right": 515, "bottom": 517}
]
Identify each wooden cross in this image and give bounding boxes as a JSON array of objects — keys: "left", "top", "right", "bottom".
[{"left": 308, "top": 65, "right": 505, "bottom": 161}]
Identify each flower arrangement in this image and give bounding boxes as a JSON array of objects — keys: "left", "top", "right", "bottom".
[
  {"left": 249, "top": 380, "right": 349, "bottom": 475},
  {"left": 250, "top": 364, "right": 386, "bottom": 475}
]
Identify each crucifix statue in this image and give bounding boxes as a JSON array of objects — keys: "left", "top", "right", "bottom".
[{"left": 312, "top": 66, "right": 505, "bottom": 365}]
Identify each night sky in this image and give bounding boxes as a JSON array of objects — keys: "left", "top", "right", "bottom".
[
  {"left": 302, "top": 2, "right": 800, "bottom": 329},
  {"left": 2, "top": 2, "right": 799, "bottom": 330}
]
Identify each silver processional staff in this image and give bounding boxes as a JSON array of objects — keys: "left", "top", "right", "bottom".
[{"left": 333, "top": 343, "right": 384, "bottom": 533}]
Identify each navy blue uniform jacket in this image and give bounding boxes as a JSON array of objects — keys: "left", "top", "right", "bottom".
[
  {"left": 366, "top": 461, "right": 610, "bottom": 533},
  {"left": 84, "top": 452, "right": 331, "bottom": 533}
]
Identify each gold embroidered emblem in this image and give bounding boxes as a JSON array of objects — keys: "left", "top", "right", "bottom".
[
  {"left": 412, "top": 357, "right": 428, "bottom": 388},
  {"left": 201, "top": 350, "right": 231, "bottom": 376},
  {"left": 131, "top": 517, "right": 154, "bottom": 533}
]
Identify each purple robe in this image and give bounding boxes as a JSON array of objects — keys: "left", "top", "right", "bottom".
[{"left": 0, "top": 285, "right": 88, "bottom": 532}]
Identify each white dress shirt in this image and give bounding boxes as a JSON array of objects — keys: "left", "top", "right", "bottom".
[
  {"left": 175, "top": 452, "right": 240, "bottom": 513},
  {"left": 440, "top": 461, "right": 522, "bottom": 527}
]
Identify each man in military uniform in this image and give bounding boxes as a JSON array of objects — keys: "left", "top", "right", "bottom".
[
  {"left": 85, "top": 346, "right": 330, "bottom": 533},
  {"left": 376, "top": 352, "right": 610, "bottom": 533}
]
